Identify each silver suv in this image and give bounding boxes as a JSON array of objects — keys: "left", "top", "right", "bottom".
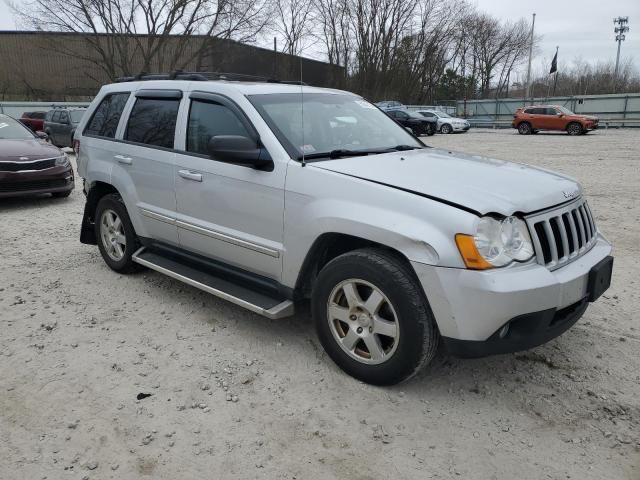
[{"left": 75, "top": 73, "right": 613, "bottom": 385}]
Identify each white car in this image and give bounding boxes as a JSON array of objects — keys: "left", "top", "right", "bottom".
[
  {"left": 75, "top": 73, "right": 613, "bottom": 385},
  {"left": 416, "top": 110, "right": 470, "bottom": 134}
]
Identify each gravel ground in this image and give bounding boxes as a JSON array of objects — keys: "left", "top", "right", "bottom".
[{"left": 1, "top": 129, "right": 639, "bottom": 480}]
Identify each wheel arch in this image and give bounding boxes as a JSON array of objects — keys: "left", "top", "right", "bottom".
[
  {"left": 294, "top": 232, "right": 423, "bottom": 300},
  {"left": 80, "top": 181, "right": 121, "bottom": 245}
]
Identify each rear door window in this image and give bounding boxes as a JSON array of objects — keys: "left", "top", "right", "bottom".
[
  {"left": 52, "top": 111, "right": 61, "bottom": 122},
  {"left": 85, "top": 93, "right": 130, "bottom": 138},
  {"left": 125, "top": 97, "right": 180, "bottom": 149},
  {"left": 59, "top": 111, "right": 69, "bottom": 123}
]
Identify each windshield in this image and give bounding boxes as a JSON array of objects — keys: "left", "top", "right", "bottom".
[
  {"left": 556, "top": 106, "right": 574, "bottom": 115},
  {"left": 0, "top": 116, "right": 35, "bottom": 140},
  {"left": 70, "top": 110, "right": 86, "bottom": 122},
  {"left": 435, "top": 111, "right": 452, "bottom": 118},
  {"left": 249, "top": 93, "right": 422, "bottom": 161}
]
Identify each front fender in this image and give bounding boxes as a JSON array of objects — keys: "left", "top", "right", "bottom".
[{"left": 281, "top": 163, "right": 477, "bottom": 288}]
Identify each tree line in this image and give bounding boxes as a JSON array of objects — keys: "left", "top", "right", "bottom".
[{"left": 13, "top": 0, "right": 639, "bottom": 102}]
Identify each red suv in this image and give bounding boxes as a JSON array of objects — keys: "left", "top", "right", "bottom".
[{"left": 512, "top": 105, "right": 599, "bottom": 136}]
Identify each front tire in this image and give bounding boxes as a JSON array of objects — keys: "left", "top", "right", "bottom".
[
  {"left": 312, "top": 249, "right": 439, "bottom": 385},
  {"left": 426, "top": 123, "right": 435, "bottom": 136},
  {"left": 95, "top": 194, "right": 141, "bottom": 273},
  {"left": 440, "top": 123, "right": 453, "bottom": 134},
  {"left": 567, "top": 122, "right": 583, "bottom": 136}
]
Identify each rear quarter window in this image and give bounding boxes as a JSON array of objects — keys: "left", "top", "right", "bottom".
[{"left": 84, "top": 93, "right": 131, "bottom": 138}]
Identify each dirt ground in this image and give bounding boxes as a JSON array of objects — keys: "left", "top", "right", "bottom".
[{"left": 1, "top": 128, "right": 639, "bottom": 480}]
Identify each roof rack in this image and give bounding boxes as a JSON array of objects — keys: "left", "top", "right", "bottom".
[{"left": 115, "top": 70, "right": 307, "bottom": 86}]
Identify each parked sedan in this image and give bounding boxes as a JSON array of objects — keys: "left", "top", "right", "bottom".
[
  {"left": 416, "top": 110, "right": 470, "bottom": 134},
  {"left": 386, "top": 109, "right": 436, "bottom": 136},
  {"left": 375, "top": 100, "right": 405, "bottom": 111},
  {"left": 0, "top": 114, "right": 74, "bottom": 198}
]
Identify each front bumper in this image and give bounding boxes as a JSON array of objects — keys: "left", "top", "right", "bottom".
[
  {"left": 451, "top": 124, "right": 470, "bottom": 132},
  {"left": 0, "top": 166, "right": 74, "bottom": 198},
  {"left": 411, "top": 235, "right": 612, "bottom": 354}
]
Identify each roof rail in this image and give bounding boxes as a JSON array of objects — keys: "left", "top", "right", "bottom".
[{"left": 115, "top": 70, "right": 307, "bottom": 85}]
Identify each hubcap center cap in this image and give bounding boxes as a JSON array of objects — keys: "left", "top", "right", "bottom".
[{"left": 356, "top": 312, "right": 371, "bottom": 328}]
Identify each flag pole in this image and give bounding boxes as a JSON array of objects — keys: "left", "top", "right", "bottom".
[{"left": 552, "top": 46, "right": 559, "bottom": 96}]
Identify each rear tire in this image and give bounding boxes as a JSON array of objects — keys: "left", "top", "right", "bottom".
[
  {"left": 567, "top": 122, "right": 583, "bottom": 136},
  {"left": 426, "top": 123, "right": 435, "bottom": 136},
  {"left": 518, "top": 122, "right": 532, "bottom": 135},
  {"left": 94, "top": 194, "right": 141, "bottom": 273},
  {"left": 312, "top": 248, "right": 439, "bottom": 385}
]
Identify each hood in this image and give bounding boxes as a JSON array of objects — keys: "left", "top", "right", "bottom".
[
  {"left": 573, "top": 114, "right": 598, "bottom": 121},
  {"left": 0, "top": 139, "right": 64, "bottom": 162},
  {"left": 311, "top": 147, "right": 581, "bottom": 216}
]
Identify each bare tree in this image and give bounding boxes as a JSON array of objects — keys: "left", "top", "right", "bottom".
[
  {"left": 531, "top": 57, "right": 640, "bottom": 96},
  {"left": 313, "top": 0, "right": 352, "bottom": 86},
  {"left": 273, "top": 0, "right": 314, "bottom": 56}
]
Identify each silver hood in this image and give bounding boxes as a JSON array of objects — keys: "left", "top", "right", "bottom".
[{"left": 312, "top": 147, "right": 582, "bottom": 216}]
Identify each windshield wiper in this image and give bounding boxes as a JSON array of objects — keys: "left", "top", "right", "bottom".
[{"left": 297, "top": 145, "right": 421, "bottom": 161}]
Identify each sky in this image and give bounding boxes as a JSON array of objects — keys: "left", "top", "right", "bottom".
[
  {"left": 476, "top": 0, "right": 640, "bottom": 74},
  {"left": 1, "top": 0, "right": 638, "bottom": 73}
]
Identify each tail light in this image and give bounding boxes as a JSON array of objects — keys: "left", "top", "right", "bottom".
[{"left": 73, "top": 139, "right": 80, "bottom": 155}]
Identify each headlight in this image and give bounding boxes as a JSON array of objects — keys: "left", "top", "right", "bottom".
[
  {"left": 456, "top": 215, "right": 534, "bottom": 269},
  {"left": 55, "top": 154, "right": 69, "bottom": 167}
]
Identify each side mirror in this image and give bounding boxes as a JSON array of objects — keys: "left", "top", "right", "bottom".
[
  {"left": 35, "top": 131, "right": 48, "bottom": 140},
  {"left": 207, "top": 135, "right": 272, "bottom": 169}
]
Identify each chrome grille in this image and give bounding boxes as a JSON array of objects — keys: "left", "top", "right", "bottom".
[
  {"left": 0, "top": 158, "right": 57, "bottom": 172},
  {"left": 526, "top": 198, "right": 597, "bottom": 270}
]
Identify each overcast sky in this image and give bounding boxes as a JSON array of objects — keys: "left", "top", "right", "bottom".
[
  {"left": 475, "top": 0, "right": 639, "bottom": 74},
  {"left": 1, "top": 0, "right": 638, "bottom": 72}
]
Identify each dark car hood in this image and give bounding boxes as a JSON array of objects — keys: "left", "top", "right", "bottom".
[{"left": 0, "top": 139, "right": 64, "bottom": 161}]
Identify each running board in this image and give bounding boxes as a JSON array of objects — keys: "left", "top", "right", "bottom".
[{"left": 132, "top": 247, "right": 294, "bottom": 319}]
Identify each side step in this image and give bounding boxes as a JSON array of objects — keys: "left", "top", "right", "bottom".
[{"left": 132, "top": 247, "right": 294, "bottom": 319}]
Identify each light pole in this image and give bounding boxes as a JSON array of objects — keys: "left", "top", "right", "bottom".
[
  {"left": 613, "top": 16, "right": 629, "bottom": 91},
  {"left": 525, "top": 13, "right": 536, "bottom": 104}
]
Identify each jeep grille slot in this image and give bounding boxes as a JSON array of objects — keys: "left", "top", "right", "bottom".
[{"left": 527, "top": 198, "right": 597, "bottom": 270}]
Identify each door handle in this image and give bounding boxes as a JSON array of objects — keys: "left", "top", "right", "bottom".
[
  {"left": 178, "top": 170, "right": 203, "bottom": 182},
  {"left": 114, "top": 155, "right": 133, "bottom": 165}
]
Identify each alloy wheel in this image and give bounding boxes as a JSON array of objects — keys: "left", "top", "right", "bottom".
[
  {"left": 567, "top": 123, "right": 582, "bottom": 136},
  {"left": 327, "top": 279, "right": 400, "bottom": 365},
  {"left": 100, "top": 209, "right": 126, "bottom": 261}
]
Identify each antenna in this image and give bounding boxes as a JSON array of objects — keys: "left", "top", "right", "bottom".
[{"left": 300, "top": 57, "right": 306, "bottom": 167}]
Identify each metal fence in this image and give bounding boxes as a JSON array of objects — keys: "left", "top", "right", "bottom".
[
  {"left": 405, "top": 104, "right": 457, "bottom": 115},
  {"left": 0, "top": 101, "right": 90, "bottom": 119},
  {"left": 456, "top": 93, "right": 640, "bottom": 128}
]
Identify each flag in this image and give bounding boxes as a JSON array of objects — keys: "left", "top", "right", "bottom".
[{"left": 549, "top": 50, "right": 558, "bottom": 74}]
